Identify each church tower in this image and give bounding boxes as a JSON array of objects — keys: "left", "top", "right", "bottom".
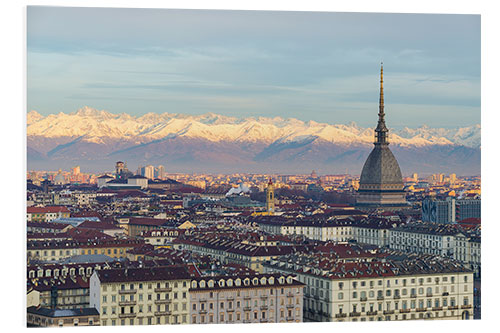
[
  {"left": 356, "top": 64, "right": 407, "bottom": 209},
  {"left": 266, "top": 178, "right": 275, "bottom": 214}
]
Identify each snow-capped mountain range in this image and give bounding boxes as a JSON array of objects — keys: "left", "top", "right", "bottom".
[
  {"left": 27, "top": 107, "right": 481, "bottom": 174},
  {"left": 28, "top": 106, "right": 480, "bottom": 148}
]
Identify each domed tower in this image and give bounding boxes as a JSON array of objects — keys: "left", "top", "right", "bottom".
[{"left": 356, "top": 64, "right": 407, "bottom": 208}]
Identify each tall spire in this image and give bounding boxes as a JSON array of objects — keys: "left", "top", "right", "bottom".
[{"left": 375, "top": 62, "right": 388, "bottom": 145}]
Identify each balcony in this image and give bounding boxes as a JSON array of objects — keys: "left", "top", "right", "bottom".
[
  {"left": 426, "top": 293, "right": 433, "bottom": 297},
  {"left": 399, "top": 309, "right": 410, "bottom": 313},
  {"left": 335, "top": 313, "right": 347, "bottom": 318},
  {"left": 154, "top": 299, "right": 171, "bottom": 305},
  {"left": 377, "top": 296, "right": 384, "bottom": 300},
  {"left": 154, "top": 310, "right": 171, "bottom": 316},
  {"left": 260, "top": 305, "right": 268, "bottom": 310},
  {"left": 286, "top": 304, "right": 295, "bottom": 309},
  {"left": 416, "top": 308, "right": 426, "bottom": 312},
  {"left": 349, "top": 312, "right": 361, "bottom": 317},
  {"left": 260, "top": 295, "right": 268, "bottom": 300},
  {"left": 366, "top": 311, "right": 377, "bottom": 316},
  {"left": 199, "top": 309, "right": 207, "bottom": 314},
  {"left": 260, "top": 318, "right": 268, "bottom": 323},
  {"left": 243, "top": 296, "right": 251, "bottom": 300},
  {"left": 154, "top": 287, "right": 172, "bottom": 293},
  {"left": 410, "top": 294, "right": 417, "bottom": 298},
  {"left": 118, "top": 300, "right": 137, "bottom": 306},
  {"left": 314, "top": 294, "right": 320, "bottom": 300},
  {"left": 119, "top": 289, "right": 137, "bottom": 295},
  {"left": 226, "top": 308, "right": 235, "bottom": 312},
  {"left": 461, "top": 304, "right": 472, "bottom": 309},
  {"left": 448, "top": 305, "right": 458, "bottom": 310},
  {"left": 383, "top": 310, "right": 394, "bottom": 315},
  {"left": 442, "top": 292, "right": 449, "bottom": 296},
  {"left": 118, "top": 313, "right": 137, "bottom": 318},
  {"left": 243, "top": 319, "right": 252, "bottom": 323},
  {"left": 243, "top": 306, "right": 251, "bottom": 311},
  {"left": 226, "top": 296, "right": 234, "bottom": 301},
  {"left": 286, "top": 317, "right": 295, "bottom": 322},
  {"left": 432, "top": 307, "right": 443, "bottom": 311},
  {"left": 360, "top": 297, "right": 367, "bottom": 302},
  {"left": 287, "top": 292, "right": 294, "bottom": 297},
  {"left": 393, "top": 295, "right": 401, "bottom": 300}
]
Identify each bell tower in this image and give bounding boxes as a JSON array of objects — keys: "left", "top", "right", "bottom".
[{"left": 266, "top": 178, "right": 275, "bottom": 214}]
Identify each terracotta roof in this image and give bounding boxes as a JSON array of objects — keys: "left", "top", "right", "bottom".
[{"left": 27, "top": 206, "right": 70, "bottom": 214}]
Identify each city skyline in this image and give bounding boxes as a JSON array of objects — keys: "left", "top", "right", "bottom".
[{"left": 28, "top": 7, "right": 480, "bottom": 129}]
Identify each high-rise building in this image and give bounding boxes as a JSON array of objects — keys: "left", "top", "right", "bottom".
[
  {"left": 449, "top": 173, "right": 457, "bottom": 184},
  {"left": 71, "top": 166, "right": 80, "bottom": 176},
  {"left": 157, "top": 165, "right": 165, "bottom": 180},
  {"left": 456, "top": 197, "right": 481, "bottom": 221},
  {"left": 144, "top": 165, "right": 155, "bottom": 179},
  {"left": 357, "top": 64, "right": 407, "bottom": 208},
  {"left": 422, "top": 197, "right": 456, "bottom": 224},
  {"left": 412, "top": 173, "right": 418, "bottom": 182}
]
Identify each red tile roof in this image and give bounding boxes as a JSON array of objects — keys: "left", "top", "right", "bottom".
[{"left": 27, "top": 206, "right": 70, "bottom": 214}]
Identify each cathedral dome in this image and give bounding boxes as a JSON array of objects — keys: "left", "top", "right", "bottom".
[{"left": 359, "top": 145, "right": 403, "bottom": 186}]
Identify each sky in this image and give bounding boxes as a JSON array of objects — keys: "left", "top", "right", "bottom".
[{"left": 27, "top": 7, "right": 481, "bottom": 128}]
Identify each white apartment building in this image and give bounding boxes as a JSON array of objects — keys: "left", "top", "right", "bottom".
[
  {"left": 389, "top": 222, "right": 481, "bottom": 276},
  {"left": 263, "top": 252, "right": 474, "bottom": 322},
  {"left": 256, "top": 218, "right": 357, "bottom": 242}
]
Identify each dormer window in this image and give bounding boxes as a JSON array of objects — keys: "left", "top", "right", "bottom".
[
  {"left": 219, "top": 279, "right": 225, "bottom": 287},
  {"left": 252, "top": 278, "right": 259, "bottom": 285},
  {"left": 286, "top": 277, "right": 293, "bottom": 284},
  {"left": 278, "top": 277, "right": 285, "bottom": 284},
  {"left": 244, "top": 278, "right": 250, "bottom": 286},
  {"left": 261, "top": 277, "right": 267, "bottom": 285},
  {"left": 208, "top": 280, "right": 214, "bottom": 288},
  {"left": 269, "top": 277, "right": 274, "bottom": 285},
  {"left": 191, "top": 281, "right": 198, "bottom": 289},
  {"left": 200, "top": 281, "right": 206, "bottom": 288},
  {"left": 227, "top": 279, "right": 233, "bottom": 287},
  {"left": 235, "top": 279, "right": 241, "bottom": 286}
]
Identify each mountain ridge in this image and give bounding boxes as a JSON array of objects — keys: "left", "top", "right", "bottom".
[
  {"left": 26, "top": 107, "right": 481, "bottom": 174},
  {"left": 27, "top": 107, "right": 481, "bottom": 148}
]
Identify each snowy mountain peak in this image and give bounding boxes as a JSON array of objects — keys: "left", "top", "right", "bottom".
[{"left": 26, "top": 107, "right": 481, "bottom": 148}]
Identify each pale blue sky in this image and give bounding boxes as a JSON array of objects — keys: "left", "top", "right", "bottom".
[{"left": 27, "top": 7, "right": 480, "bottom": 128}]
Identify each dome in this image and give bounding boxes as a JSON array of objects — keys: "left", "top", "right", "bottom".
[{"left": 359, "top": 145, "right": 403, "bottom": 186}]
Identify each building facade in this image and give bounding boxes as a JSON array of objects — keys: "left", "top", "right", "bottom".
[
  {"left": 263, "top": 252, "right": 474, "bottom": 322},
  {"left": 189, "top": 273, "right": 304, "bottom": 324},
  {"left": 90, "top": 266, "right": 191, "bottom": 326}
]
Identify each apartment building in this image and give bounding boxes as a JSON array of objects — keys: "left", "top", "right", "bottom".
[
  {"left": 189, "top": 273, "right": 304, "bottom": 324},
  {"left": 27, "top": 206, "right": 71, "bottom": 222},
  {"left": 29, "top": 275, "right": 90, "bottom": 309},
  {"left": 263, "top": 251, "right": 474, "bottom": 322},
  {"left": 173, "top": 234, "right": 310, "bottom": 273},
  {"left": 27, "top": 239, "right": 145, "bottom": 263},
  {"left": 90, "top": 266, "right": 191, "bottom": 326},
  {"left": 389, "top": 222, "right": 481, "bottom": 276}
]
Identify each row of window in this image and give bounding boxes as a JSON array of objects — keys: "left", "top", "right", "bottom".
[
  {"left": 102, "top": 281, "right": 188, "bottom": 292},
  {"left": 334, "top": 296, "right": 469, "bottom": 314}
]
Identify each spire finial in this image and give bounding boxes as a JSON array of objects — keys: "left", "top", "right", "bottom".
[{"left": 375, "top": 63, "right": 388, "bottom": 145}]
